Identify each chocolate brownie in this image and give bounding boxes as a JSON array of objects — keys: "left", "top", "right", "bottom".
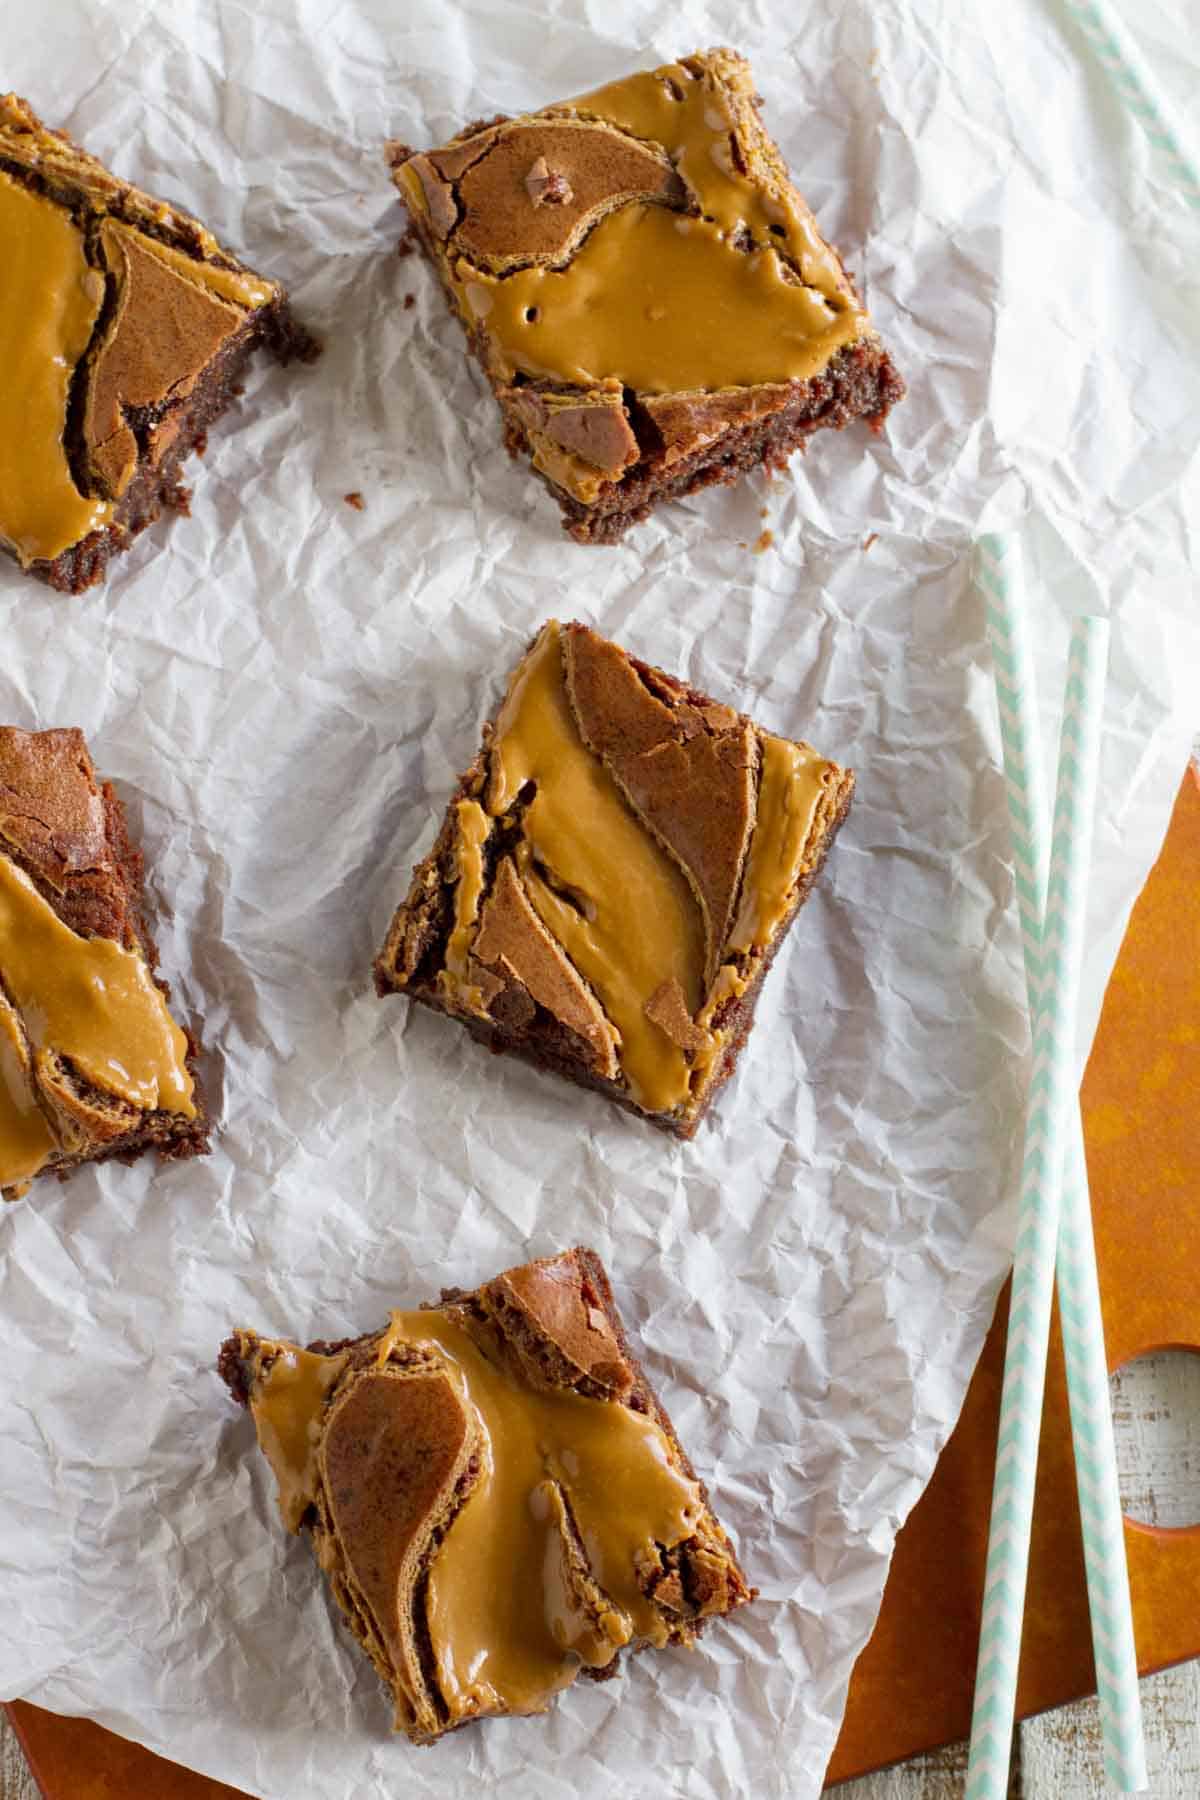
[
  {"left": 0, "top": 93, "right": 317, "bottom": 594},
  {"left": 375, "top": 619, "right": 854, "bottom": 1137},
  {"left": 219, "top": 1246, "right": 753, "bottom": 1743},
  {"left": 0, "top": 727, "right": 209, "bottom": 1199},
  {"left": 387, "top": 47, "right": 904, "bottom": 543}
]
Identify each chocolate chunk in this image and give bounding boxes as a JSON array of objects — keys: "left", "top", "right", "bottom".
[
  {"left": 506, "top": 388, "right": 639, "bottom": 477},
  {"left": 524, "top": 156, "right": 573, "bottom": 206}
]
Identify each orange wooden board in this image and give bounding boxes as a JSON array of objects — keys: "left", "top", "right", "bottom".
[{"left": 7, "top": 765, "right": 1200, "bottom": 1799}]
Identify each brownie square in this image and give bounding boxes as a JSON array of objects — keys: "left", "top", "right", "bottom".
[
  {"left": 387, "top": 47, "right": 904, "bottom": 544},
  {"left": 0, "top": 727, "right": 209, "bottom": 1199},
  {"left": 0, "top": 92, "right": 317, "bottom": 595},
  {"left": 219, "top": 1246, "right": 753, "bottom": 1743},
  {"left": 375, "top": 619, "right": 853, "bottom": 1137}
]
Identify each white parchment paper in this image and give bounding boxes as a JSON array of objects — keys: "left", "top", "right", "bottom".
[{"left": 2, "top": 2, "right": 1199, "bottom": 1796}]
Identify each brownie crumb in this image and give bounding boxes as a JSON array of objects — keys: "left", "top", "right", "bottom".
[
  {"left": 753, "top": 528, "right": 774, "bottom": 554},
  {"left": 862, "top": 531, "right": 878, "bottom": 551},
  {"left": 343, "top": 491, "right": 366, "bottom": 511},
  {"left": 403, "top": 293, "right": 416, "bottom": 310}
]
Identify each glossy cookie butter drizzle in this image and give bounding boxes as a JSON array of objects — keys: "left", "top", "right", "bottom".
[
  {"left": 0, "top": 853, "right": 196, "bottom": 1191},
  {"left": 0, "top": 171, "right": 114, "bottom": 564},
  {"left": 431, "top": 622, "right": 836, "bottom": 1120},
  {"left": 401, "top": 57, "right": 868, "bottom": 395},
  {"left": 250, "top": 1306, "right": 703, "bottom": 1725}
]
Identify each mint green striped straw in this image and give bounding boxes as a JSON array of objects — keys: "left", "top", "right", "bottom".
[
  {"left": 976, "top": 539, "right": 1146, "bottom": 1791},
  {"left": 966, "top": 601, "right": 1116, "bottom": 1799},
  {"left": 1061, "top": 1, "right": 1200, "bottom": 210}
]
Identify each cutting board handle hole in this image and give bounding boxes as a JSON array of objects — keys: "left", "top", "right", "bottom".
[{"left": 1109, "top": 1348, "right": 1200, "bottom": 1532}]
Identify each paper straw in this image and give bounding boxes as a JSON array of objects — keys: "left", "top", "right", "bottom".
[
  {"left": 1061, "top": 0, "right": 1200, "bottom": 210},
  {"left": 966, "top": 603, "right": 1113, "bottom": 1800},
  {"left": 977, "top": 540, "right": 1146, "bottom": 1790}
]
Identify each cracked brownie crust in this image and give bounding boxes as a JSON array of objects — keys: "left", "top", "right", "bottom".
[
  {"left": 388, "top": 48, "right": 904, "bottom": 542},
  {"left": 375, "top": 619, "right": 854, "bottom": 1136},
  {"left": 0, "top": 92, "right": 318, "bottom": 595},
  {"left": 219, "top": 1246, "right": 753, "bottom": 1743},
  {"left": 0, "top": 727, "right": 209, "bottom": 1199}
]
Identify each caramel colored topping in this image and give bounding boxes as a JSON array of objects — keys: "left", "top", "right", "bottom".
[
  {"left": 410, "top": 53, "right": 868, "bottom": 398},
  {"left": 569, "top": 61, "right": 854, "bottom": 300},
  {"left": 0, "top": 852, "right": 195, "bottom": 1117},
  {"left": 687, "top": 962, "right": 752, "bottom": 1093},
  {"left": 437, "top": 797, "right": 491, "bottom": 1008},
  {"left": 251, "top": 1345, "right": 350, "bottom": 1532},
  {"left": 452, "top": 205, "right": 861, "bottom": 393},
  {"left": 487, "top": 623, "right": 706, "bottom": 1112},
  {"left": 83, "top": 221, "right": 248, "bottom": 499},
  {"left": 473, "top": 858, "right": 620, "bottom": 1077},
  {"left": 729, "top": 735, "right": 836, "bottom": 953},
  {"left": 381, "top": 1308, "right": 702, "bottom": 1723},
  {"left": 0, "top": 170, "right": 114, "bottom": 564},
  {"left": 0, "top": 994, "right": 56, "bottom": 1195}
]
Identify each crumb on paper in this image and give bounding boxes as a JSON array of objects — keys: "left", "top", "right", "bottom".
[
  {"left": 344, "top": 492, "right": 366, "bottom": 512},
  {"left": 754, "top": 529, "right": 774, "bottom": 554},
  {"left": 760, "top": 506, "right": 769, "bottom": 518},
  {"left": 397, "top": 223, "right": 419, "bottom": 258},
  {"left": 862, "top": 532, "right": 878, "bottom": 551},
  {"left": 403, "top": 293, "right": 416, "bottom": 310}
]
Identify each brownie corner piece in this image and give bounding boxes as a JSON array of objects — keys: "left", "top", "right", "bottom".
[
  {"left": 219, "top": 1244, "right": 754, "bottom": 1741},
  {"left": 375, "top": 618, "right": 853, "bottom": 1136},
  {"left": 0, "top": 724, "right": 209, "bottom": 1200},
  {"left": 388, "top": 47, "right": 904, "bottom": 543},
  {"left": 0, "top": 91, "right": 318, "bottom": 596}
]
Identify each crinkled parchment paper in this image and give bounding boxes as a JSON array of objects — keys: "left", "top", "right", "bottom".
[{"left": 1, "top": 2, "right": 1198, "bottom": 1796}]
